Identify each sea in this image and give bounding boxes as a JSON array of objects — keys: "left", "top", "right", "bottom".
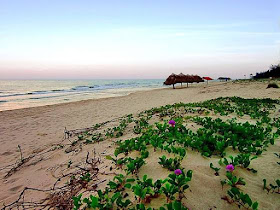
[{"left": 0, "top": 79, "right": 164, "bottom": 111}]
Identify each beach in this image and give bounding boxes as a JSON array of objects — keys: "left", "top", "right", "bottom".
[{"left": 0, "top": 80, "right": 279, "bottom": 209}]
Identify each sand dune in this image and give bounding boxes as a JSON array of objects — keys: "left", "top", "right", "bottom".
[{"left": 0, "top": 80, "right": 279, "bottom": 209}]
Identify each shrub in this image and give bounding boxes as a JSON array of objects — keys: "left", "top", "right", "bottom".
[{"left": 267, "top": 83, "right": 279, "bottom": 88}]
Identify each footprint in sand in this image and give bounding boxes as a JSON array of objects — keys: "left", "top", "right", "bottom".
[
  {"left": 4, "top": 177, "right": 20, "bottom": 184},
  {"left": 9, "top": 185, "right": 23, "bottom": 192},
  {"left": 1, "top": 151, "right": 13, "bottom": 156},
  {"left": 37, "top": 133, "right": 48, "bottom": 136}
]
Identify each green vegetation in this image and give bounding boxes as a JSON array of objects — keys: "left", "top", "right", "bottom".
[
  {"left": 263, "top": 179, "right": 280, "bottom": 194},
  {"left": 219, "top": 154, "right": 258, "bottom": 173},
  {"left": 267, "top": 83, "right": 279, "bottom": 88},
  {"left": 210, "top": 163, "right": 220, "bottom": 176},
  {"left": 253, "top": 63, "right": 280, "bottom": 79},
  {"left": 158, "top": 156, "right": 182, "bottom": 171},
  {"left": 70, "top": 97, "right": 279, "bottom": 209}
]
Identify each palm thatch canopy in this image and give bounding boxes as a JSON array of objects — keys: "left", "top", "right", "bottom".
[{"left": 163, "top": 73, "right": 204, "bottom": 88}]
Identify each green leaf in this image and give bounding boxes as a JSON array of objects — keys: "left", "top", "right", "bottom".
[
  {"left": 121, "top": 199, "right": 131, "bottom": 208},
  {"left": 223, "top": 158, "right": 229, "bottom": 165},
  {"left": 182, "top": 184, "right": 189, "bottom": 191},
  {"left": 127, "top": 178, "right": 135, "bottom": 182},
  {"left": 231, "top": 187, "right": 240, "bottom": 195},
  {"left": 124, "top": 183, "right": 132, "bottom": 189},
  {"left": 276, "top": 179, "right": 280, "bottom": 187},
  {"left": 221, "top": 180, "right": 226, "bottom": 187},
  {"left": 263, "top": 179, "right": 267, "bottom": 190},
  {"left": 187, "top": 170, "right": 193, "bottom": 178},
  {"left": 143, "top": 174, "right": 148, "bottom": 181},
  {"left": 226, "top": 171, "right": 233, "bottom": 180},
  {"left": 232, "top": 176, "right": 238, "bottom": 184},
  {"left": 245, "top": 194, "right": 252, "bottom": 206},
  {"left": 251, "top": 156, "right": 258, "bottom": 161},
  {"left": 111, "top": 192, "right": 121, "bottom": 202},
  {"left": 173, "top": 201, "right": 183, "bottom": 210},
  {"left": 227, "top": 190, "right": 234, "bottom": 198},
  {"left": 252, "top": 201, "right": 258, "bottom": 210},
  {"left": 90, "top": 196, "right": 99, "bottom": 208}
]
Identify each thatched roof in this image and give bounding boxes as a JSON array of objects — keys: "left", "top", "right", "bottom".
[
  {"left": 218, "top": 77, "right": 231, "bottom": 80},
  {"left": 163, "top": 73, "right": 204, "bottom": 85}
]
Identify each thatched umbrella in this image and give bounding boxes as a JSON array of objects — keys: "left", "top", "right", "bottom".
[
  {"left": 177, "top": 73, "right": 186, "bottom": 86},
  {"left": 163, "top": 73, "right": 204, "bottom": 89},
  {"left": 179, "top": 73, "right": 197, "bottom": 87},
  {"left": 192, "top": 75, "right": 204, "bottom": 83},
  {"left": 163, "top": 73, "right": 178, "bottom": 89},
  {"left": 178, "top": 73, "right": 192, "bottom": 87},
  {"left": 183, "top": 74, "right": 195, "bottom": 83}
]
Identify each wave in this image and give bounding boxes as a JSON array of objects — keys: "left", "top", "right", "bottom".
[
  {"left": 0, "top": 80, "right": 163, "bottom": 101},
  {"left": 52, "top": 89, "right": 65, "bottom": 92},
  {"left": 0, "top": 93, "right": 27, "bottom": 97}
]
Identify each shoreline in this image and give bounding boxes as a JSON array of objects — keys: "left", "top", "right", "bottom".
[
  {"left": 0, "top": 85, "right": 166, "bottom": 112},
  {"left": 0, "top": 81, "right": 228, "bottom": 113},
  {"left": 0, "top": 79, "right": 165, "bottom": 112},
  {"left": 0, "top": 86, "right": 164, "bottom": 113}
]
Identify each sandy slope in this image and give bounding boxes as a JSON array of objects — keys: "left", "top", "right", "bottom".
[{"left": 0, "top": 80, "right": 279, "bottom": 209}]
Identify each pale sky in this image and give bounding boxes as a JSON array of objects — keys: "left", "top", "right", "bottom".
[{"left": 0, "top": 0, "right": 279, "bottom": 79}]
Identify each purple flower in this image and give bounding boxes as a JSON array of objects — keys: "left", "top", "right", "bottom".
[
  {"left": 174, "top": 169, "right": 182, "bottom": 175},
  {"left": 169, "top": 120, "right": 176, "bottom": 127},
  {"left": 226, "top": 164, "right": 234, "bottom": 172}
]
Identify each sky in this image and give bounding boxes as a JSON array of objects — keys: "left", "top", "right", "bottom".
[{"left": 0, "top": 0, "right": 280, "bottom": 79}]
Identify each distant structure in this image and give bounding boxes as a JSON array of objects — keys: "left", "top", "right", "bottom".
[
  {"left": 163, "top": 73, "right": 204, "bottom": 89},
  {"left": 203, "top": 77, "right": 213, "bottom": 85},
  {"left": 218, "top": 77, "right": 231, "bottom": 82}
]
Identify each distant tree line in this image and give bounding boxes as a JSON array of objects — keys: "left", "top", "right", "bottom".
[{"left": 254, "top": 63, "right": 280, "bottom": 79}]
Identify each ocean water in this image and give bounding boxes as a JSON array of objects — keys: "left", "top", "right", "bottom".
[{"left": 0, "top": 79, "right": 164, "bottom": 111}]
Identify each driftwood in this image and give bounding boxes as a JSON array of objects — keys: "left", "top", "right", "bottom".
[
  {"left": 1, "top": 151, "right": 104, "bottom": 210},
  {"left": 1, "top": 145, "right": 61, "bottom": 178},
  {"left": 4, "top": 145, "right": 36, "bottom": 178}
]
